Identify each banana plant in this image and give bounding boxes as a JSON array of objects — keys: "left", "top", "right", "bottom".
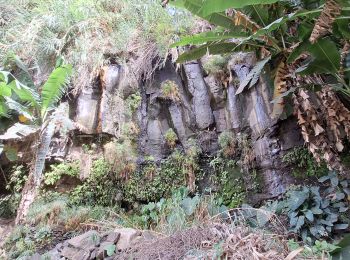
[
  {"left": 169, "top": 0, "right": 350, "bottom": 116},
  {"left": 0, "top": 63, "right": 72, "bottom": 222}
]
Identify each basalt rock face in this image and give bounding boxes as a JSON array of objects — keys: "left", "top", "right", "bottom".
[{"left": 72, "top": 53, "right": 302, "bottom": 196}]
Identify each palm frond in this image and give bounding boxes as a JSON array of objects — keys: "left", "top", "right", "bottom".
[{"left": 40, "top": 64, "right": 72, "bottom": 120}]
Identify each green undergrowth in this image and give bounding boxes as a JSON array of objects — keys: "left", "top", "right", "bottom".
[
  {"left": 0, "top": 165, "right": 27, "bottom": 218},
  {"left": 282, "top": 147, "right": 328, "bottom": 178},
  {"left": 126, "top": 187, "right": 228, "bottom": 234}
]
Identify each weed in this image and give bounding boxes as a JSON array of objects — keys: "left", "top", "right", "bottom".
[
  {"left": 161, "top": 80, "right": 181, "bottom": 102},
  {"left": 164, "top": 128, "right": 178, "bottom": 149},
  {"left": 282, "top": 147, "right": 328, "bottom": 178}
]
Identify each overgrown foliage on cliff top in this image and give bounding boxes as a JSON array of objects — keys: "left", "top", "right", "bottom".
[{"left": 0, "top": 0, "right": 194, "bottom": 92}]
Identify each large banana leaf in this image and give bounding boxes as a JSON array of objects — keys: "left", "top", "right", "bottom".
[
  {"left": 171, "top": 29, "right": 247, "bottom": 47},
  {"left": 287, "top": 38, "right": 341, "bottom": 75},
  {"left": 7, "top": 80, "right": 40, "bottom": 108},
  {"left": 199, "top": 0, "right": 279, "bottom": 17},
  {"left": 0, "top": 100, "right": 9, "bottom": 117},
  {"left": 4, "top": 96, "right": 34, "bottom": 121},
  {"left": 170, "top": 0, "right": 237, "bottom": 30},
  {"left": 176, "top": 42, "right": 238, "bottom": 63},
  {"left": 40, "top": 64, "right": 72, "bottom": 119}
]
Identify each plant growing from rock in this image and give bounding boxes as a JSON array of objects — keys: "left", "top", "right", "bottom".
[
  {"left": 164, "top": 128, "right": 178, "bottom": 149},
  {"left": 282, "top": 147, "right": 328, "bottom": 178},
  {"left": 43, "top": 161, "right": 80, "bottom": 186},
  {"left": 161, "top": 80, "right": 181, "bottom": 102}
]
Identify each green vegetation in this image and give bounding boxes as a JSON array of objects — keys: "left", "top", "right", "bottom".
[
  {"left": 282, "top": 147, "right": 328, "bottom": 178},
  {"left": 0, "top": 165, "right": 27, "bottom": 218},
  {"left": 276, "top": 173, "right": 350, "bottom": 242},
  {"left": 164, "top": 128, "right": 178, "bottom": 148},
  {"left": 0, "top": 0, "right": 194, "bottom": 91},
  {"left": 69, "top": 159, "right": 118, "bottom": 206},
  {"left": 130, "top": 187, "right": 227, "bottom": 234},
  {"left": 43, "top": 161, "right": 80, "bottom": 186},
  {"left": 202, "top": 55, "right": 230, "bottom": 75},
  {"left": 161, "top": 80, "right": 181, "bottom": 102},
  {"left": 209, "top": 156, "right": 245, "bottom": 208}
]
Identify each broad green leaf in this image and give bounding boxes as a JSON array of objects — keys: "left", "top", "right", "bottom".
[
  {"left": 176, "top": 42, "right": 237, "bottom": 63},
  {"left": 4, "top": 97, "right": 34, "bottom": 121},
  {"left": 171, "top": 29, "right": 247, "bottom": 47},
  {"left": 318, "top": 175, "right": 330, "bottom": 183},
  {"left": 104, "top": 244, "right": 116, "bottom": 256},
  {"left": 41, "top": 65, "right": 72, "bottom": 119},
  {"left": 199, "top": 0, "right": 279, "bottom": 17},
  {"left": 334, "top": 224, "right": 349, "bottom": 230},
  {"left": 295, "top": 215, "right": 305, "bottom": 230},
  {"left": 0, "top": 83, "right": 12, "bottom": 97},
  {"left": 305, "top": 210, "right": 314, "bottom": 222},
  {"left": 171, "top": 0, "right": 237, "bottom": 30},
  {"left": 332, "top": 233, "right": 350, "bottom": 259},
  {"left": 331, "top": 176, "right": 339, "bottom": 187},
  {"left": 287, "top": 38, "right": 340, "bottom": 75},
  {"left": 236, "top": 57, "right": 270, "bottom": 95},
  {"left": 240, "top": 10, "right": 320, "bottom": 44},
  {"left": 0, "top": 71, "right": 10, "bottom": 83},
  {"left": 256, "top": 208, "right": 272, "bottom": 227},
  {"left": 0, "top": 101, "right": 9, "bottom": 118},
  {"left": 289, "top": 189, "right": 309, "bottom": 211},
  {"left": 8, "top": 80, "right": 39, "bottom": 107},
  {"left": 5, "top": 146, "right": 18, "bottom": 162}
]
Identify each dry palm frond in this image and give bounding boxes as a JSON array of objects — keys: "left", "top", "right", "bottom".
[
  {"left": 318, "top": 86, "right": 350, "bottom": 151},
  {"left": 272, "top": 59, "right": 289, "bottom": 118},
  {"left": 293, "top": 88, "right": 344, "bottom": 172},
  {"left": 233, "top": 10, "right": 261, "bottom": 33},
  {"left": 309, "top": 0, "right": 341, "bottom": 43}
]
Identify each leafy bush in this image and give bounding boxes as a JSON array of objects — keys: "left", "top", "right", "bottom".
[
  {"left": 209, "top": 156, "right": 245, "bottom": 208},
  {"left": 124, "top": 151, "right": 187, "bottom": 203},
  {"left": 282, "top": 147, "right": 328, "bottom": 178},
  {"left": 278, "top": 173, "right": 350, "bottom": 242},
  {"left": 69, "top": 159, "right": 119, "bottom": 206},
  {"left": 43, "top": 161, "right": 80, "bottom": 186},
  {"left": 134, "top": 187, "right": 227, "bottom": 234}
]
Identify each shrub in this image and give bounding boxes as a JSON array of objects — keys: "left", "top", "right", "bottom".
[
  {"left": 124, "top": 153, "right": 186, "bottom": 203},
  {"left": 282, "top": 147, "right": 328, "bottom": 178},
  {"left": 43, "top": 161, "right": 80, "bottom": 186},
  {"left": 0, "top": 165, "right": 27, "bottom": 218},
  {"left": 135, "top": 187, "right": 227, "bottom": 234},
  {"left": 278, "top": 173, "right": 350, "bottom": 242},
  {"left": 69, "top": 158, "right": 120, "bottom": 206},
  {"left": 209, "top": 156, "right": 246, "bottom": 208}
]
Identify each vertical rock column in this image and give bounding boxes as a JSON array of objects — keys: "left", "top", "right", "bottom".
[
  {"left": 228, "top": 53, "right": 295, "bottom": 196},
  {"left": 184, "top": 62, "right": 214, "bottom": 130}
]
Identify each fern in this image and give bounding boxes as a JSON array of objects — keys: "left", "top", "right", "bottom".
[{"left": 40, "top": 64, "right": 72, "bottom": 120}]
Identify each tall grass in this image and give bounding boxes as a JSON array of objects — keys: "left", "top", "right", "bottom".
[{"left": 0, "top": 0, "right": 194, "bottom": 91}]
